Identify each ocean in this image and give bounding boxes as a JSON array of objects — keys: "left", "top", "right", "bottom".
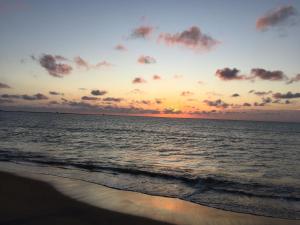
[{"left": 0, "top": 111, "right": 299, "bottom": 219}]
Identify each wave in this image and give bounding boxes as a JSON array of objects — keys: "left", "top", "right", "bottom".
[{"left": 1, "top": 149, "right": 299, "bottom": 202}]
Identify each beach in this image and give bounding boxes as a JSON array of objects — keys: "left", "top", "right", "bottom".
[{"left": 0, "top": 169, "right": 299, "bottom": 225}]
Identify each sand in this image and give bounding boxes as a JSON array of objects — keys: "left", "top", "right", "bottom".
[{"left": 0, "top": 169, "right": 299, "bottom": 225}]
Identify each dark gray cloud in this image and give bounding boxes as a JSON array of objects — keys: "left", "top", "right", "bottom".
[
  {"left": 39, "top": 54, "right": 73, "bottom": 78},
  {"left": 262, "top": 97, "right": 272, "bottom": 104},
  {"left": 287, "top": 74, "right": 300, "bottom": 84},
  {"left": 231, "top": 93, "right": 240, "bottom": 97},
  {"left": 273, "top": 92, "right": 300, "bottom": 99},
  {"left": 155, "top": 98, "right": 162, "bottom": 104},
  {"left": 138, "top": 55, "right": 156, "bottom": 64},
  {"left": 0, "top": 99, "right": 14, "bottom": 104},
  {"left": 91, "top": 90, "right": 107, "bottom": 96},
  {"left": 215, "top": 68, "right": 245, "bottom": 80},
  {"left": 1, "top": 93, "right": 48, "bottom": 100},
  {"left": 49, "top": 91, "right": 64, "bottom": 96},
  {"left": 0, "top": 82, "right": 10, "bottom": 89},
  {"left": 132, "top": 77, "right": 146, "bottom": 84},
  {"left": 158, "top": 26, "right": 219, "bottom": 51},
  {"left": 81, "top": 96, "right": 99, "bottom": 101},
  {"left": 204, "top": 99, "right": 229, "bottom": 108},
  {"left": 131, "top": 26, "right": 154, "bottom": 39},
  {"left": 102, "top": 97, "right": 123, "bottom": 102},
  {"left": 256, "top": 5, "right": 297, "bottom": 31},
  {"left": 250, "top": 68, "right": 287, "bottom": 81}
]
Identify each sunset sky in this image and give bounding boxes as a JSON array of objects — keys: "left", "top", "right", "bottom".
[{"left": 0, "top": 0, "right": 300, "bottom": 122}]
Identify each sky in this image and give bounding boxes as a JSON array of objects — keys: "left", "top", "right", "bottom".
[{"left": 0, "top": 0, "right": 300, "bottom": 122}]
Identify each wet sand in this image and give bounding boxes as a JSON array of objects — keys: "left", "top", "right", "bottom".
[{"left": 0, "top": 169, "right": 299, "bottom": 225}]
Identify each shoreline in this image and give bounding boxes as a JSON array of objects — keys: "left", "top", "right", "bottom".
[{"left": 0, "top": 167, "right": 299, "bottom": 225}]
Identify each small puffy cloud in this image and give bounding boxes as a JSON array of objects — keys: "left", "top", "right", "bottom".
[
  {"left": 158, "top": 26, "right": 219, "bottom": 51},
  {"left": 132, "top": 77, "right": 146, "bottom": 84},
  {"left": 256, "top": 5, "right": 297, "bottom": 31},
  {"left": 262, "top": 97, "right": 272, "bottom": 104},
  {"left": 102, "top": 97, "right": 123, "bottom": 102},
  {"left": 204, "top": 99, "right": 229, "bottom": 108},
  {"left": 181, "top": 91, "right": 194, "bottom": 97},
  {"left": 138, "top": 55, "right": 156, "bottom": 64},
  {"left": 215, "top": 68, "right": 245, "bottom": 80},
  {"left": 231, "top": 93, "right": 240, "bottom": 97},
  {"left": 250, "top": 68, "right": 287, "bottom": 81},
  {"left": 163, "top": 108, "right": 182, "bottom": 114},
  {"left": 243, "top": 103, "right": 252, "bottom": 107},
  {"left": 74, "top": 56, "right": 89, "bottom": 69},
  {"left": 0, "top": 82, "right": 10, "bottom": 89},
  {"left": 49, "top": 91, "right": 64, "bottom": 96},
  {"left": 39, "top": 54, "right": 72, "bottom": 78},
  {"left": 273, "top": 92, "right": 300, "bottom": 99},
  {"left": 82, "top": 96, "right": 99, "bottom": 101},
  {"left": 153, "top": 75, "right": 161, "bottom": 80},
  {"left": 91, "top": 90, "right": 107, "bottom": 96},
  {"left": 287, "top": 74, "right": 300, "bottom": 84},
  {"left": 115, "top": 44, "right": 127, "bottom": 51},
  {"left": 155, "top": 98, "right": 163, "bottom": 104},
  {"left": 131, "top": 26, "right": 154, "bottom": 39}
]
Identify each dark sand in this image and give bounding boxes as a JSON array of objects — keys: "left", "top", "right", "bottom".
[
  {"left": 0, "top": 169, "right": 299, "bottom": 225},
  {"left": 0, "top": 171, "right": 171, "bottom": 225}
]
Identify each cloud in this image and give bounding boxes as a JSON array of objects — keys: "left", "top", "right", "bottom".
[
  {"left": 216, "top": 68, "right": 288, "bottom": 82},
  {"left": 153, "top": 75, "right": 161, "bottom": 80},
  {"left": 39, "top": 54, "right": 72, "bottom": 78},
  {"left": 215, "top": 68, "right": 245, "bottom": 80},
  {"left": 250, "top": 90, "right": 272, "bottom": 96},
  {"left": 81, "top": 96, "right": 99, "bottom": 101},
  {"left": 1, "top": 93, "right": 48, "bottom": 101},
  {"left": 256, "top": 5, "right": 297, "bottom": 31},
  {"left": 22, "top": 93, "right": 48, "bottom": 101},
  {"left": 262, "top": 97, "right": 272, "bottom": 104},
  {"left": 49, "top": 91, "right": 64, "bottom": 96},
  {"left": 163, "top": 108, "right": 182, "bottom": 114},
  {"left": 0, "top": 82, "right": 10, "bottom": 89},
  {"left": 204, "top": 99, "right": 229, "bottom": 108},
  {"left": 129, "top": 89, "right": 144, "bottom": 94},
  {"left": 243, "top": 103, "right": 252, "bottom": 107},
  {"left": 132, "top": 77, "right": 146, "bottom": 84},
  {"left": 181, "top": 91, "right": 194, "bottom": 97},
  {"left": 91, "top": 90, "right": 107, "bottom": 96},
  {"left": 74, "top": 56, "right": 89, "bottom": 69},
  {"left": 138, "top": 55, "right": 156, "bottom": 64},
  {"left": 131, "top": 26, "right": 154, "bottom": 39},
  {"left": 231, "top": 93, "right": 240, "bottom": 97},
  {"left": 287, "top": 74, "right": 300, "bottom": 84},
  {"left": 250, "top": 68, "right": 287, "bottom": 81},
  {"left": 155, "top": 98, "right": 163, "bottom": 104},
  {"left": 95, "top": 61, "right": 112, "bottom": 67},
  {"left": 158, "top": 26, "right": 219, "bottom": 51},
  {"left": 115, "top": 44, "right": 127, "bottom": 51},
  {"left": 79, "top": 88, "right": 87, "bottom": 91},
  {"left": 102, "top": 97, "right": 123, "bottom": 102},
  {"left": 273, "top": 92, "right": 300, "bottom": 99}
]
